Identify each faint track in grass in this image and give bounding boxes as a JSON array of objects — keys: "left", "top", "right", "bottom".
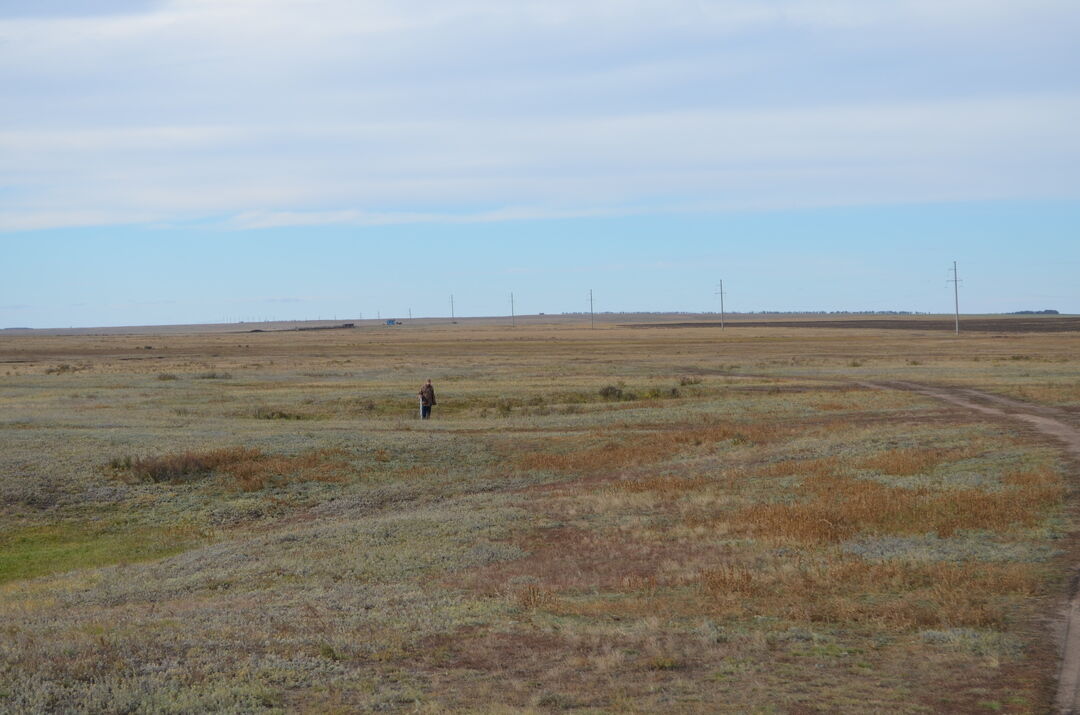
[{"left": 864, "top": 380, "right": 1080, "bottom": 713}]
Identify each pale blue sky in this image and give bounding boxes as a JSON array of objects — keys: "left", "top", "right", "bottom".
[{"left": 2, "top": 1, "right": 1078, "bottom": 327}]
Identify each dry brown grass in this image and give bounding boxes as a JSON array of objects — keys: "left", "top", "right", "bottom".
[
  {"left": 727, "top": 471, "right": 1064, "bottom": 543},
  {"left": 511, "top": 584, "right": 562, "bottom": 611},
  {"left": 604, "top": 474, "right": 711, "bottom": 496},
  {"left": 455, "top": 527, "right": 716, "bottom": 595},
  {"left": 109, "top": 447, "right": 353, "bottom": 491},
  {"left": 813, "top": 401, "right": 850, "bottom": 411},
  {"left": 699, "top": 557, "right": 1040, "bottom": 628},
  {"left": 552, "top": 559, "right": 1038, "bottom": 630},
  {"left": 516, "top": 423, "right": 778, "bottom": 473},
  {"left": 756, "top": 456, "right": 841, "bottom": 478},
  {"left": 857, "top": 446, "right": 982, "bottom": 476},
  {"left": 3, "top": 320, "right": 1077, "bottom": 712},
  {"left": 1004, "top": 466, "right": 1063, "bottom": 489}
]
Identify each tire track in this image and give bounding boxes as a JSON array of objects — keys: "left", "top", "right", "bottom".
[{"left": 865, "top": 380, "right": 1080, "bottom": 713}]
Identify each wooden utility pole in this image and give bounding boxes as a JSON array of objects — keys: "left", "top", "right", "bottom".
[
  {"left": 715, "top": 280, "right": 726, "bottom": 329},
  {"left": 450, "top": 294, "right": 455, "bottom": 319},
  {"left": 510, "top": 292, "right": 515, "bottom": 327},
  {"left": 589, "top": 289, "right": 594, "bottom": 329},
  {"left": 949, "top": 261, "right": 960, "bottom": 335}
]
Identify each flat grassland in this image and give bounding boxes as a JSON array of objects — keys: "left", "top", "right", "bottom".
[{"left": 2, "top": 317, "right": 1079, "bottom": 712}]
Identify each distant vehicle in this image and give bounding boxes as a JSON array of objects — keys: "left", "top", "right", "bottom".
[{"left": 385, "top": 319, "right": 403, "bottom": 326}]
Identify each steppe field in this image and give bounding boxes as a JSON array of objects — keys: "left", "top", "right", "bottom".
[{"left": 2, "top": 315, "right": 1080, "bottom": 713}]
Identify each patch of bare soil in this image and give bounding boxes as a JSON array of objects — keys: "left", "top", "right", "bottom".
[{"left": 867, "top": 380, "right": 1080, "bottom": 713}]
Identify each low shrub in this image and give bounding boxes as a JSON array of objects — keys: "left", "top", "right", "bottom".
[
  {"left": 598, "top": 385, "right": 623, "bottom": 400},
  {"left": 251, "top": 407, "right": 314, "bottom": 420},
  {"left": 45, "top": 364, "right": 85, "bottom": 374}
]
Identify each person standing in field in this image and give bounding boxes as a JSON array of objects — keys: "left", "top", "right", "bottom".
[{"left": 418, "top": 379, "right": 436, "bottom": 419}]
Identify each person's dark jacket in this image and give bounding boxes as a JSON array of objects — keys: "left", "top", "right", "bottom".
[{"left": 419, "top": 384, "right": 436, "bottom": 407}]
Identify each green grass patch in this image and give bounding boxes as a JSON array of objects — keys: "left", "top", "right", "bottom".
[{"left": 0, "top": 522, "right": 199, "bottom": 584}]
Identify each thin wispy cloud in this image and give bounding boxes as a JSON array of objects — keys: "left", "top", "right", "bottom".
[{"left": 2, "top": 0, "right": 1078, "bottom": 231}]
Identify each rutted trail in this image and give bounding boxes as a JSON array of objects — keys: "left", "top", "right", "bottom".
[
  {"left": 865, "top": 380, "right": 1080, "bottom": 713},
  {"left": 873, "top": 381, "right": 1080, "bottom": 459}
]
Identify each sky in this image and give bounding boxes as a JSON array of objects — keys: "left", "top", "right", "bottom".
[{"left": 2, "top": 0, "right": 1079, "bottom": 328}]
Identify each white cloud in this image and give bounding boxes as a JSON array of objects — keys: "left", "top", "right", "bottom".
[{"left": 2, "top": 0, "right": 1079, "bottom": 231}]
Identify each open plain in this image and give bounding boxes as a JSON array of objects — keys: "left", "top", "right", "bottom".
[{"left": 2, "top": 315, "right": 1079, "bottom": 713}]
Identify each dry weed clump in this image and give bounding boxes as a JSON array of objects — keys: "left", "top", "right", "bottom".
[
  {"left": 516, "top": 423, "right": 778, "bottom": 473},
  {"left": 512, "top": 585, "right": 562, "bottom": 611},
  {"left": 108, "top": 447, "right": 353, "bottom": 491},
  {"left": 45, "top": 363, "right": 88, "bottom": 374},
  {"left": 729, "top": 472, "right": 1064, "bottom": 543},
  {"left": 250, "top": 406, "right": 316, "bottom": 421},
  {"left": 699, "top": 557, "right": 1039, "bottom": 628}
]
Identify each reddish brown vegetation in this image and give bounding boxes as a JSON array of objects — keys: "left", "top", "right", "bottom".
[
  {"left": 857, "top": 446, "right": 981, "bottom": 476},
  {"left": 606, "top": 474, "right": 711, "bottom": 496},
  {"left": 699, "top": 558, "right": 1040, "bottom": 628},
  {"left": 109, "top": 447, "right": 353, "bottom": 491},
  {"left": 516, "top": 422, "right": 779, "bottom": 473},
  {"left": 456, "top": 527, "right": 720, "bottom": 596},
  {"left": 755, "top": 456, "right": 841, "bottom": 478},
  {"left": 727, "top": 469, "right": 1064, "bottom": 543}
]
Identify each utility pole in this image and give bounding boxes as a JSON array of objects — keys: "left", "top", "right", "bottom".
[
  {"left": 589, "top": 289, "right": 595, "bottom": 329},
  {"left": 715, "top": 280, "right": 726, "bottom": 329},
  {"left": 450, "top": 294, "right": 455, "bottom": 319},
  {"left": 408, "top": 308, "right": 412, "bottom": 320},
  {"left": 948, "top": 261, "right": 961, "bottom": 335},
  {"left": 510, "top": 292, "right": 515, "bottom": 327}
]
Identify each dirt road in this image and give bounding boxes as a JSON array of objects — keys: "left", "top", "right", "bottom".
[{"left": 866, "top": 381, "right": 1080, "bottom": 713}]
